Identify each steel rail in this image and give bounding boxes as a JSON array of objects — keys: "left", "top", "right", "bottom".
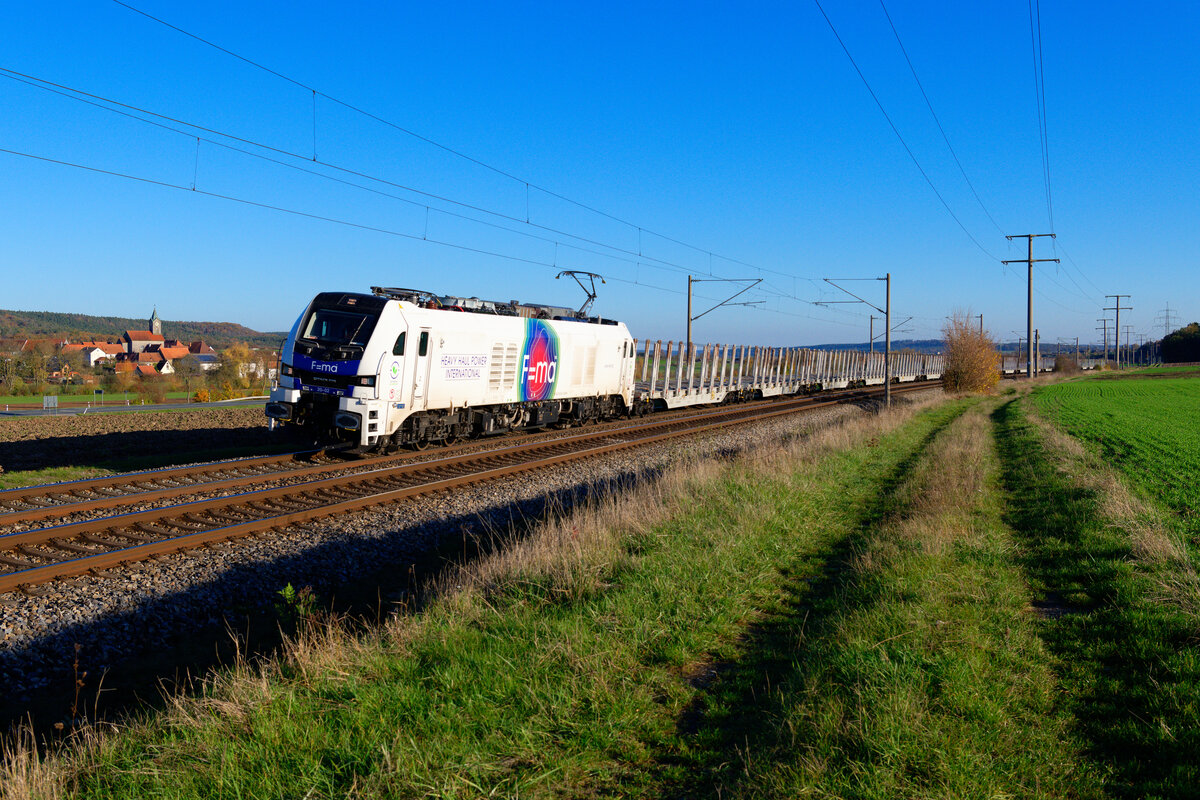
[
  {"left": 0, "top": 449, "right": 331, "bottom": 506},
  {"left": 0, "top": 383, "right": 902, "bottom": 525},
  {"left": 0, "top": 381, "right": 935, "bottom": 593}
]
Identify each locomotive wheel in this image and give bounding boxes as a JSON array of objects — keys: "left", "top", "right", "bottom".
[
  {"left": 411, "top": 437, "right": 430, "bottom": 451},
  {"left": 443, "top": 432, "right": 459, "bottom": 446}
]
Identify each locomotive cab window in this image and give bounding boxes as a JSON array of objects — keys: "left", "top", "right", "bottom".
[
  {"left": 301, "top": 309, "right": 375, "bottom": 346},
  {"left": 392, "top": 332, "right": 406, "bottom": 356},
  {"left": 418, "top": 332, "right": 429, "bottom": 357}
]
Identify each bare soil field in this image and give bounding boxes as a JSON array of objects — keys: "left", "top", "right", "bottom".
[{"left": 0, "top": 407, "right": 284, "bottom": 472}]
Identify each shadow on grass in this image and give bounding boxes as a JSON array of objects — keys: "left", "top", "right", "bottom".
[
  {"left": 656, "top": 404, "right": 964, "bottom": 798},
  {"left": 990, "top": 398, "right": 1200, "bottom": 797}
]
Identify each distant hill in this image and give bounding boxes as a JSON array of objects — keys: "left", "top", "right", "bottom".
[
  {"left": 813, "top": 339, "right": 945, "bottom": 354},
  {"left": 0, "top": 309, "right": 286, "bottom": 350}
]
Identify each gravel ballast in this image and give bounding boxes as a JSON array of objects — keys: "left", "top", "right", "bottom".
[{"left": 0, "top": 392, "right": 940, "bottom": 729}]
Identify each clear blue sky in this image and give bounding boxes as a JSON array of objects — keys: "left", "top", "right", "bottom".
[{"left": 2, "top": 1, "right": 1196, "bottom": 348}]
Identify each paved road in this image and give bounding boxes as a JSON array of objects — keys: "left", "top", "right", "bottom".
[{"left": 0, "top": 398, "right": 268, "bottom": 417}]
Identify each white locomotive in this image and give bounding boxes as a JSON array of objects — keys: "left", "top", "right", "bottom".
[{"left": 266, "top": 287, "right": 644, "bottom": 450}]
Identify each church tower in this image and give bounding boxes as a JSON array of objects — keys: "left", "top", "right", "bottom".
[{"left": 150, "top": 307, "right": 162, "bottom": 336}]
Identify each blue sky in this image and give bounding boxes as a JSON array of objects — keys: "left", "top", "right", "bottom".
[{"left": 2, "top": 1, "right": 1196, "bottom": 348}]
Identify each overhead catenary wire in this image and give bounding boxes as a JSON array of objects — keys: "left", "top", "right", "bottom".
[
  {"left": 0, "top": 145, "right": 862, "bottom": 330},
  {"left": 0, "top": 64, "right": 834, "bottom": 314},
  {"left": 108, "top": 0, "right": 786, "bottom": 283}
]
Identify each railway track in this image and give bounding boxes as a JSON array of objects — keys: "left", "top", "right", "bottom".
[
  {"left": 0, "top": 381, "right": 935, "bottom": 593},
  {"left": 0, "top": 383, "right": 906, "bottom": 526}
]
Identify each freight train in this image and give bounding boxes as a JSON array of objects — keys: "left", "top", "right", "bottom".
[{"left": 266, "top": 287, "right": 647, "bottom": 450}]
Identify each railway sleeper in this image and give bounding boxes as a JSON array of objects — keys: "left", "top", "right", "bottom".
[
  {"left": 80, "top": 533, "right": 130, "bottom": 548},
  {"left": 50, "top": 538, "right": 104, "bottom": 555},
  {"left": 16, "top": 545, "right": 61, "bottom": 562},
  {"left": 124, "top": 526, "right": 168, "bottom": 541},
  {"left": 206, "top": 509, "right": 250, "bottom": 524},
  {"left": 0, "top": 553, "right": 39, "bottom": 569},
  {"left": 250, "top": 499, "right": 307, "bottom": 514}
]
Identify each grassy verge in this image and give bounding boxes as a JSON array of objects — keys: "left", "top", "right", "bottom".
[
  {"left": 14, "top": 388, "right": 1185, "bottom": 797},
  {"left": 0, "top": 443, "right": 308, "bottom": 490},
  {"left": 2, "top": 397, "right": 952, "bottom": 797},
  {"left": 0, "top": 466, "right": 114, "bottom": 491},
  {"left": 993, "top": 396, "right": 1200, "bottom": 797},
  {"left": 691, "top": 399, "right": 1102, "bottom": 798}
]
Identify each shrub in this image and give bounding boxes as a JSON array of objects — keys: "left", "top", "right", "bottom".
[
  {"left": 193, "top": 388, "right": 211, "bottom": 403},
  {"left": 1053, "top": 356, "right": 1081, "bottom": 374},
  {"left": 941, "top": 310, "right": 1000, "bottom": 393},
  {"left": 136, "top": 380, "right": 166, "bottom": 404}
]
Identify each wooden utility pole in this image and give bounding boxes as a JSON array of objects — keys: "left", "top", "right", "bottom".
[
  {"left": 1104, "top": 295, "right": 1131, "bottom": 369},
  {"left": 977, "top": 314, "right": 984, "bottom": 334},
  {"left": 1003, "top": 233, "right": 1058, "bottom": 378},
  {"left": 1122, "top": 324, "right": 1135, "bottom": 367}
]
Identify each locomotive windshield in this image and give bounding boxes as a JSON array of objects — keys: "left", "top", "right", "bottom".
[{"left": 301, "top": 308, "right": 376, "bottom": 347}]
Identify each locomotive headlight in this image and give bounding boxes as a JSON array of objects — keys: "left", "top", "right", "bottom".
[
  {"left": 356, "top": 375, "right": 376, "bottom": 387},
  {"left": 281, "top": 363, "right": 295, "bottom": 376}
]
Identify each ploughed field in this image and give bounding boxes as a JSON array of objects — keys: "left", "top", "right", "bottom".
[{"left": 0, "top": 407, "right": 289, "bottom": 479}]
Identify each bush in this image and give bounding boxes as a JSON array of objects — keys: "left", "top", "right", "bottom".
[
  {"left": 941, "top": 311, "right": 1000, "bottom": 393},
  {"left": 193, "top": 388, "right": 211, "bottom": 403},
  {"left": 135, "top": 380, "right": 166, "bottom": 404},
  {"left": 1053, "top": 356, "right": 1080, "bottom": 374}
]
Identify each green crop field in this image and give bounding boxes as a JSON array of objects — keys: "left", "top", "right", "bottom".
[{"left": 1030, "top": 376, "right": 1200, "bottom": 526}]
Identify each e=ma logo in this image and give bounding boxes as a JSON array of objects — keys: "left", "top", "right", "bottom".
[{"left": 520, "top": 319, "right": 559, "bottom": 402}]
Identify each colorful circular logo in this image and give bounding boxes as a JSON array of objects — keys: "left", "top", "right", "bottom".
[
  {"left": 390, "top": 360, "right": 400, "bottom": 380},
  {"left": 521, "top": 319, "right": 559, "bottom": 401}
]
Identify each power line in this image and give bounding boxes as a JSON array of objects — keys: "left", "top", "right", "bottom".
[
  {"left": 877, "top": 0, "right": 1006, "bottom": 235},
  {"left": 2, "top": 68, "right": 852, "bottom": 317},
  {"left": 109, "top": 0, "right": 783, "bottom": 281},
  {"left": 1028, "top": 0, "right": 1055, "bottom": 231},
  {"left": 2, "top": 63, "right": 837, "bottom": 306},
  {"left": 1034, "top": 263, "right": 1096, "bottom": 308},
  {"left": 1050, "top": 240, "right": 1104, "bottom": 299},
  {"left": 0, "top": 145, "right": 860, "bottom": 332},
  {"left": 812, "top": 0, "right": 1002, "bottom": 263}
]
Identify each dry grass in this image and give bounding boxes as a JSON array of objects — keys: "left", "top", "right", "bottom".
[
  {"left": 851, "top": 403, "right": 994, "bottom": 579},
  {"left": 897, "top": 406, "right": 992, "bottom": 553},
  {"left": 1, "top": 730, "right": 63, "bottom": 800},
  {"left": 440, "top": 392, "right": 945, "bottom": 611},
  {"left": 1025, "top": 405, "right": 1200, "bottom": 613},
  {"left": 0, "top": 392, "right": 950, "bottom": 797}
]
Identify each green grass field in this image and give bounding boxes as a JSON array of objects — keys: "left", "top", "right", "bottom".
[{"left": 1030, "top": 376, "right": 1200, "bottom": 529}]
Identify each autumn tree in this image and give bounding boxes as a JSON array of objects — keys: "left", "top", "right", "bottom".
[
  {"left": 941, "top": 310, "right": 1000, "bottom": 393},
  {"left": 215, "top": 342, "right": 252, "bottom": 389}
]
